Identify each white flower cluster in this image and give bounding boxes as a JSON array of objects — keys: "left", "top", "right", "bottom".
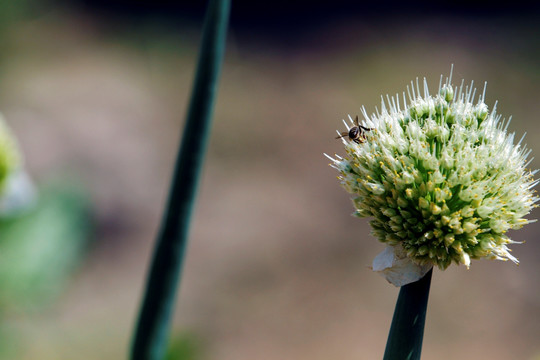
[
  {"left": 0, "top": 113, "right": 33, "bottom": 215},
  {"left": 0, "top": 114, "right": 21, "bottom": 188},
  {"left": 327, "top": 74, "right": 538, "bottom": 275}
]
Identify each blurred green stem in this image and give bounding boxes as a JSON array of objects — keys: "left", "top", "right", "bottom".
[
  {"left": 130, "top": 1, "right": 230, "bottom": 359},
  {"left": 383, "top": 268, "right": 432, "bottom": 360}
]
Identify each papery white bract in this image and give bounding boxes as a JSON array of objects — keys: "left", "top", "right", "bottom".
[
  {"left": 371, "top": 244, "right": 432, "bottom": 287},
  {"left": 327, "top": 71, "right": 538, "bottom": 284}
]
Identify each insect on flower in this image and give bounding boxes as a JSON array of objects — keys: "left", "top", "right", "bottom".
[{"left": 335, "top": 115, "right": 373, "bottom": 144}]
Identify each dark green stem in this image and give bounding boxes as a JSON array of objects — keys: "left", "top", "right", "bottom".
[
  {"left": 130, "top": 1, "right": 230, "bottom": 359},
  {"left": 383, "top": 268, "right": 433, "bottom": 360}
]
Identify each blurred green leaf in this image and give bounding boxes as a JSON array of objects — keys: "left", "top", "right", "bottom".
[
  {"left": 0, "top": 326, "right": 19, "bottom": 359},
  {"left": 0, "top": 181, "right": 92, "bottom": 311},
  {"left": 165, "top": 333, "right": 201, "bottom": 360}
]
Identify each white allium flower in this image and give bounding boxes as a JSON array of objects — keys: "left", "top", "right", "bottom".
[
  {"left": 0, "top": 113, "right": 34, "bottom": 215},
  {"left": 327, "top": 72, "right": 538, "bottom": 285},
  {"left": 0, "top": 114, "right": 21, "bottom": 184}
]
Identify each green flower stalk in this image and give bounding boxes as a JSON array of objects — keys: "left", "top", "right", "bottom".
[
  {"left": 327, "top": 72, "right": 538, "bottom": 286},
  {"left": 130, "top": 0, "right": 230, "bottom": 359}
]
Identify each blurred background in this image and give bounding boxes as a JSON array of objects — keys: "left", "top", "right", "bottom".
[{"left": 0, "top": 1, "right": 538, "bottom": 359}]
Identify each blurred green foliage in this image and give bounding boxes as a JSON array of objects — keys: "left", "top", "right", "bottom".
[
  {"left": 0, "top": 326, "right": 19, "bottom": 359},
  {"left": 0, "top": 0, "right": 44, "bottom": 33},
  {"left": 165, "top": 333, "right": 201, "bottom": 360},
  {"left": 0, "top": 181, "right": 92, "bottom": 312},
  {"left": 0, "top": 0, "right": 42, "bottom": 65}
]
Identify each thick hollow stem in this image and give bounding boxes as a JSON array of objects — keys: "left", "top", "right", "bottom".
[
  {"left": 130, "top": 1, "right": 230, "bottom": 359},
  {"left": 383, "top": 268, "right": 433, "bottom": 360}
]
